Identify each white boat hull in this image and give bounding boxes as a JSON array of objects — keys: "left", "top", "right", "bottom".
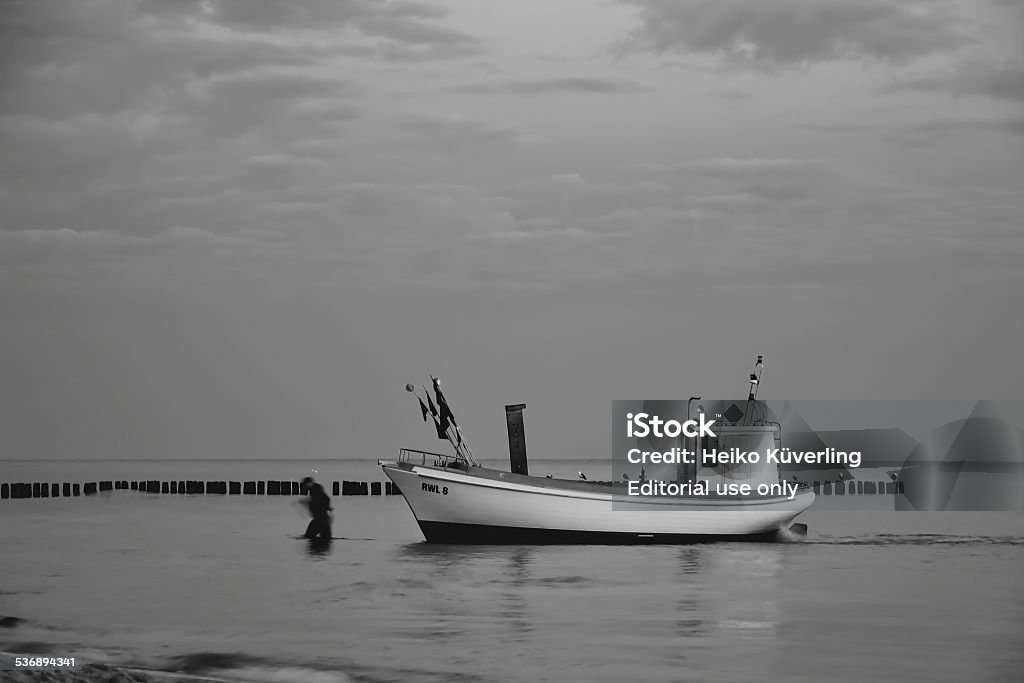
[{"left": 381, "top": 462, "right": 815, "bottom": 544}]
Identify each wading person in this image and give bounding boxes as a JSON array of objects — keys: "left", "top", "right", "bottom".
[{"left": 301, "top": 476, "right": 333, "bottom": 540}]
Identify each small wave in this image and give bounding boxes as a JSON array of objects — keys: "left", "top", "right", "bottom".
[
  {"left": 160, "top": 652, "right": 352, "bottom": 683},
  {"left": 802, "top": 534, "right": 1024, "bottom": 546},
  {"left": 165, "top": 652, "right": 265, "bottom": 673},
  {"left": 0, "top": 616, "right": 73, "bottom": 636},
  {"left": 215, "top": 666, "right": 352, "bottom": 683},
  {"left": 534, "top": 576, "right": 592, "bottom": 585}
]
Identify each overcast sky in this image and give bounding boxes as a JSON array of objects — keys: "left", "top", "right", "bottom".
[{"left": 2, "top": 0, "right": 1022, "bottom": 462}]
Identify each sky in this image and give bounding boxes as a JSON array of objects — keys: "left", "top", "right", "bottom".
[{"left": 1, "top": 0, "right": 1022, "bottom": 462}]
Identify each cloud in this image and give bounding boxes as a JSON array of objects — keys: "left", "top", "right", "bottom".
[
  {"left": 4, "top": 134, "right": 1021, "bottom": 291},
  {"left": 449, "top": 156, "right": 1020, "bottom": 288},
  {"left": 210, "top": 0, "right": 480, "bottom": 60},
  {"left": 2, "top": 0, "right": 1020, "bottom": 295},
  {"left": 180, "top": 68, "right": 361, "bottom": 138},
  {"left": 658, "top": 158, "right": 827, "bottom": 170},
  {"left": 890, "top": 64, "right": 1024, "bottom": 102},
  {"left": 616, "top": 0, "right": 971, "bottom": 67},
  {"left": 802, "top": 116, "right": 1024, "bottom": 146},
  {"left": 448, "top": 77, "right": 651, "bottom": 95},
  {"left": 399, "top": 113, "right": 538, "bottom": 150},
  {"left": 1, "top": 2, "right": 339, "bottom": 119},
  {"left": 0, "top": 0, "right": 375, "bottom": 241},
  {"left": 478, "top": 159, "right": 852, "bottom": 275},
  {"left": 0, "top": 224, "right": 272, "bottom": 272},
  {"left": 991, "top": 0, "right": 1024, "bottom": 20},
  {"left": 246, "top": 154, "right": 329, "bottom": 170},
  {"left": 0, "top": 0, "right": 474, "bottom": 123}
]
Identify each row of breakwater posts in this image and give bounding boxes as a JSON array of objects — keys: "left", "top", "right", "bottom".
[
  {"left": 814, "top": 480, "right": 904, "bottom": 495},
  {"left": 0, "top": 479, "right": 902, "bottom": 500},
  {"left": 0, "top": 480, "right": 402, "bottom": 500}
]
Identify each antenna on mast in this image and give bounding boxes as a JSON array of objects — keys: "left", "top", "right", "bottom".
[{"left": 744, "top": 355, "right": 764, "bottom": 425}]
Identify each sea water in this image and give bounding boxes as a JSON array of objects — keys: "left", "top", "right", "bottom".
[{"left": 1, "top": 459, "right": 1022, "bottom": 682}]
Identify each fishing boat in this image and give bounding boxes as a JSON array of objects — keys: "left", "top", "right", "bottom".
[{"left": 380, "top": 359, "right": 814, "bottom": 544}]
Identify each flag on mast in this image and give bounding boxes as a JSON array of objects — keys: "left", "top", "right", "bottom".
[
  {"left": 433, "top": 377, "right": 457, "bottom": 429},
  {"left": 406, "top": 375, "right": 476, "bottom": 465},
  {"left": 425, "top": 388, "right": 439, "bottom": 419},
  {"left": 439, "top": 401, "right": 456, "bottom": 430},
  {"left": 434, "top": 415, "right": 448, "bottom": 440},
  {"left": 412, "top": 385, "right": 442, "bottom": 438}
]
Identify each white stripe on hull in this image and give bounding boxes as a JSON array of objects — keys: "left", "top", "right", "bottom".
[{"left": 383, "top": 465, "right": 814, "bottom": 537}]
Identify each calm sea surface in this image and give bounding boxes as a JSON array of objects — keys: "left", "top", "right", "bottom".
[{"left": 1, "top": 460, "right": 1022, "bottom": 682}]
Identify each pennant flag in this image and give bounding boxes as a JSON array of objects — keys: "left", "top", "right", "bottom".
[
  {"left": 439, "top": 399, "right": 456, "bottom": 429},
  {"left": 434, "top": 415, "right": 448, "bottom": 440},
  {"left": 432, "top": 376, "right": 457, "bottom": 429},
  {"left": 418, "top": 398, "right": 429, "bottom": 422},
  {"left": 425, "top": 389, "right": 439, "bottom": 418},
  {"left": 433, "top": 377, "right": 456, "bottom": 427},
  {"left": 433, "top": 377, "right": 447, "bottom": 409}
]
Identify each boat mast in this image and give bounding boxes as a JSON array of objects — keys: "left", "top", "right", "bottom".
[
  {"left": 743, "top": 355, "right": 764, "bottom": 426},
  {"left": 406, "top": 378, "right": 479, "bottom": 466}
]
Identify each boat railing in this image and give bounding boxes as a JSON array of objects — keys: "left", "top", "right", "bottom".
[{"left": 399, "top": 448, "right": 468, "bottom": 469}]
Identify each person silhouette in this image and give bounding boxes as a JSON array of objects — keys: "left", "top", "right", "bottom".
[{"left": 301, "top": 476, "right": 333, "bottom": 540}]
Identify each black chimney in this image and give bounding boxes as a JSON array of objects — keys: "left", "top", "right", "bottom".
[{"left": 505, "top": 403, "right": 528, "bottom": 475}]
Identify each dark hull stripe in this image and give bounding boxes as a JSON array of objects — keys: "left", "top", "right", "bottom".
[{"left": 417, "top": 521, "right": 782, "bottom": 545}]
